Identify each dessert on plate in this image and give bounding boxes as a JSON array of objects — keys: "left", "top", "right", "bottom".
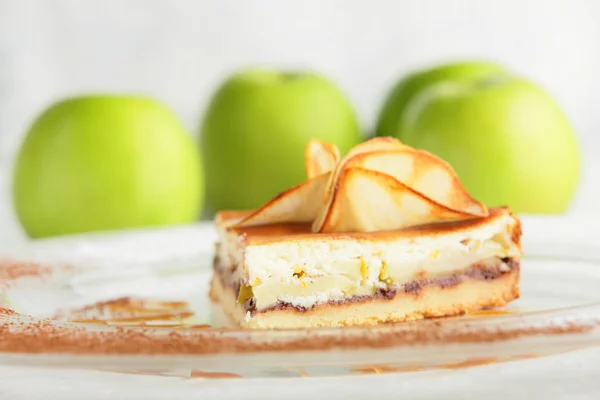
[{"left": 210, "top": 137, "right": 522, "bottom": 329}]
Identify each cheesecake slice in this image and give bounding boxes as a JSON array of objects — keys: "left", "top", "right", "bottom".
[
  {"left": 210, "top": 207, "right": 520, "bottom": 329},
  {"left": 209, "top": 137, "right": 522, "bottom": 329}
]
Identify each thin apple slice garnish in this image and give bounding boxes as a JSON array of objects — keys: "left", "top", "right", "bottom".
[
  {"left": 234, "top": 136, "right": 488, "bottom": 233},
  {"left": 237, "top": 138, "right": 339, "bottom": 227},
  {"left": 344, "top": 136, "right": 409, "bottom": 157},
  {"left": 312, "top": 136, "right": 412, "bottom": 232},
  {"left": 233, "top": 173, "right": 330, "bottom": 227},
  {"left": 343, "top": 148, "right": 488, "bottom": 217},
  {"left": 317, "top": 167, "right": 476, "bottom": 233},
  {"left": 304, "top": 139, "right": 340, "bottom": 179},
  {"left": 325, "top": 137, "right": 410, "bottom": 188}
]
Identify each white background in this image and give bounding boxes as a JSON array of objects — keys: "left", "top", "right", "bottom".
[
  {"left": 1, "top": 0, "right": 599, "bottom": 243},
  {"left": 1, "top": 2, "right": 600, "bottom": 397}
]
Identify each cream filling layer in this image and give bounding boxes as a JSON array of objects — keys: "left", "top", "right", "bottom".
[
  {"left": 249, "top": 252, "right": 515, "bottom": 310},
  {"left": 242, "top": 213, "right": 517, "bottom": 281}
]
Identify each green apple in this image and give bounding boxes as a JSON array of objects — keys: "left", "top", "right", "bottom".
[
  {"left": 200, "top": 68, "right": 361, "bottom": 211},
  {"left": 401, "top": 76, "right": 581, "bottom": 213},
  {"left": 13, "top": 95, "right": 203, "bottom": 238},
  {"left": 375, "top": 61, "right": 508, "bottom": 139}
]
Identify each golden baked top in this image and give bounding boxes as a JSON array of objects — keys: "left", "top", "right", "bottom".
[{"left": 216, "top": 206, "right": 521, "bottom": 248}]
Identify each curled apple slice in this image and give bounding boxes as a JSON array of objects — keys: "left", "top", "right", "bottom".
[
  {"left": 305, "top": 139, "right": 339, "bottom": 179},
  {"left": 344, "top": 149, "right": 488, "bottom": 217},
  {"left": 233, "top": 173, "right": 330, "bottom": 227},
  {"left": 237, "top": 139, "right": 339, "bottom": 227},
  {"left": 317, "top": 168, "right": 475, "bottom": 233},
  {"left": 343, "top": 136, "right": 409, "bottom": 158},
  {"left": 312, "top": 136, "right": 411, "bottom": 232}
]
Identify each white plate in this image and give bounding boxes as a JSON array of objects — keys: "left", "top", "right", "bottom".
[{"left": 0, "top": 219, "right": 599, "bottom": 379}]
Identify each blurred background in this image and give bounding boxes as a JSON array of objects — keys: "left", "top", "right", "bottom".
[{"left": 1, "top": 0, "right": 599, "bottom": 244}]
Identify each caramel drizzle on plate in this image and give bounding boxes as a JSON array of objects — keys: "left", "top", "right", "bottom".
[
  {"left": 61, "top": 297, "right": 211, "bottom": 329},
  {"left": 190, "top": 370, "right": 242, "bottom": 379},
  {"left": 468, "top": 309, "right": 514, "bottom": 317},
  {"left": 352, "top": 353, "right": 539, "bottom": 375}
]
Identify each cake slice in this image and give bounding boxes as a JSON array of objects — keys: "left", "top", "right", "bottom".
[
  {"left": 210, "top": 207, "right": 520, "bottom": 329},
  {"left": 209, "top": 137, "right": 522, "bottom": 329}
]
